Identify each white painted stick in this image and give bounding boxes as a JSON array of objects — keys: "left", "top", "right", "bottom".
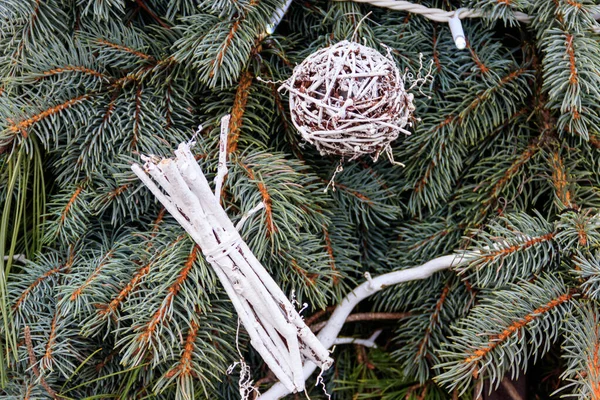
[
  {"left": 257, "top": 254, "right": 460, "bottom": 400},
  {"left": 132, "top": 164, "right": 205, "bottom": 246},
  {"left": 176, "top": 146, "right": 307, "bottom": 342},
  {"left": 3, "top": 254, "right": 26, "bottom": 263},
  {"left": 333, "top": 329, "right": 382, "bottom": 348},
  {"left": 211, "top": 264, "right": 296, "bottom": 390},
  {"left": 266, "top": 0, "right": 293, "bottom": 35},
  {"left": 214, "top": 115, "right": 230, "bottom": 199},
  {"left": 236, "top": 202, "right": 266, "bottom": 231}
]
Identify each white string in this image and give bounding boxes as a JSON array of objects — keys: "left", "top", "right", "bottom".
[
  {"left": 289, "top": 290, "right": 309, "bottom": 317},
  {"left": 315, "top": 367, "right": 331, "bottom": 400},
  {"left": 204, "top": 236, "right": 242, "bottom": 262},
  {"left": 341, "top": 0, "right": 527, "bottom": 23},
  {"left": 324, "top": 162, "right": 344, "bottom": 193},
  {"left": 227, "top": 318, "right": 260, "bottom": 400},
  {"left": 342, "top": 0, "right": 600, "bottom": 33},
  {"left": 235, "top": 202, "right": 266, "bottom": 231},
  {"left": 187, "top": 124, "right": 203, "bottom": 147}
]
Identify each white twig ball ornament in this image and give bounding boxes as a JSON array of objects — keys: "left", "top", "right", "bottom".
[{"left": 280, "top": 40, "right": 415, "bottom": 161}]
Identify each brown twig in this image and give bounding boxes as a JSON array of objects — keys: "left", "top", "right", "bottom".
[
  {"left": 134, "top": 0, "right": 170, "bottom": 29},
  {"left": 252, "top": 370, "right": 277, "bottom": 397},
  {"left": 501, "top": 378, "right": 524, "bottom": 400},
  {"left": 452, "top": 388, "right": 459, "bottom": 400},
  {"left": 304, "top": 307, "right": 334, "bottom": 327},
  {"left": 310, "top": 312, "right": 410, "bottom": 332},
  {"left": 24, "top": 326, "right": 57, "bottom": 399}
]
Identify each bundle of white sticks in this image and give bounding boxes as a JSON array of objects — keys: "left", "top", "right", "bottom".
[
  {"left": 131, "top": 116, "right": 333, "bottom": 393},
  {"left": 132, "top": 115, "right": 461, "bottom": 399}
]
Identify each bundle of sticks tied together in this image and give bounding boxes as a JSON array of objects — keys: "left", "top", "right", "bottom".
[{"left": 131, "top": 116, "right": 333, "bottom": 393}]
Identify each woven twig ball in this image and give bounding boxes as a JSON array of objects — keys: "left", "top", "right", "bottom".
[{"left": 281, "top": 40, "right": 415, "bottom": 160}]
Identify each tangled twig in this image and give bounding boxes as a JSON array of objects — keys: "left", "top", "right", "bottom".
[{"left": 280, "top": 40, "right": 415, "bottom": 161}]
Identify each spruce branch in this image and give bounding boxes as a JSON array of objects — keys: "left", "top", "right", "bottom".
[
  {"left": 11, "top": 250, "right": 74, "bottom": 328},
  {"left": 390, "top": 276, "right": 471, "bottom": 384},
  {"left": 389, "top": 215, "right": 464, "bottom": 266},
  {"left": 405, "top": 65, "right": 533, "bottom": 216},
  {"left": 133, "top": 245, "right": 199, "bottom": 347},
  {"left": 547, "top": 148, "right": 577, "bottom": 210},
  {"left": 556, "top": 210, "right": 600, "bottom": 250},
  {"left": 132, "top": 0, "right": 170, "bottom": 29},
  {"left": 78, "top": 0, "right": 125, "bottom": 22},
  {"left": 172, "top": 1, "right": 283, "bottom": 88},
  {"left": 227, "top": 71, "right": 254, "bottom": 155},
  {"left": 455, "top": 212, "right": 557, "bottom": 288},
  {"left": 573, "top": 252, "right": 600, "bottom": 301},
  {"left": 13, "top": 259, "right": 66, "bottom": 312},
  {"left": 541, "top": 29, "right": 600, "bottom": 140},
  {"left": 4, "top": 94, "right": 91, "bottom": 139},
  {"left": 560, "top": 302, "right": 600, "bottom": 399},
  {"left": 116, "top": 239, "right": 207, "bottom": 366},
  {"left": 452, "top": 135, "right": 545, "bottom": 225},
  {"left": 436, "top": 274, "right": 575, "bottom": 395}
]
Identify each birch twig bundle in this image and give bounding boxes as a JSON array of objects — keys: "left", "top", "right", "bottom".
[{"left": 131, "top": 140, "right": 332, "bottom": 393}]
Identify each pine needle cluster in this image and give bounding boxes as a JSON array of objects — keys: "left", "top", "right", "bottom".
[{"left": 1, "top": 0, "right": 600, "bottom": 399}]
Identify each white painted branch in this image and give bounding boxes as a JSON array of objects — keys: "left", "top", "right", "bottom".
[
  {"left": 333, "top": 329, "right": 382, "bottom": 348},
  {"left": 212, "top": 263, "right": 297, "bottom": 391},
  {"left": 236, "top": 202, "right": 266, "bottom": 231},
  {"left": 257, "top": 254, "right": 460, "bottom": 400},
  {"left": 266, "top": 0, "right": 293, "bottom": 35},
  {"left": 214, "top": 115, "right": 230, "bottom": 199},
  {"left": 175, "top": 149, "right": 308, "bottom": 390},
  {"left": 332, "top": 337, "right": 377, "bottom": 347}
]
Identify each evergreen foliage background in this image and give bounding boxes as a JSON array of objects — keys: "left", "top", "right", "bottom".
[{"left": 1, "top": 0, "right": 600, "bottom": 398}]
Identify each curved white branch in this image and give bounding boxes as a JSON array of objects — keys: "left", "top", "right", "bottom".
[
  {"left": 333, "top": 329, "right": 383, "bottom": 348},
  {"left": 257, "top": 254, "right": 460, "bottom": 400}
]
